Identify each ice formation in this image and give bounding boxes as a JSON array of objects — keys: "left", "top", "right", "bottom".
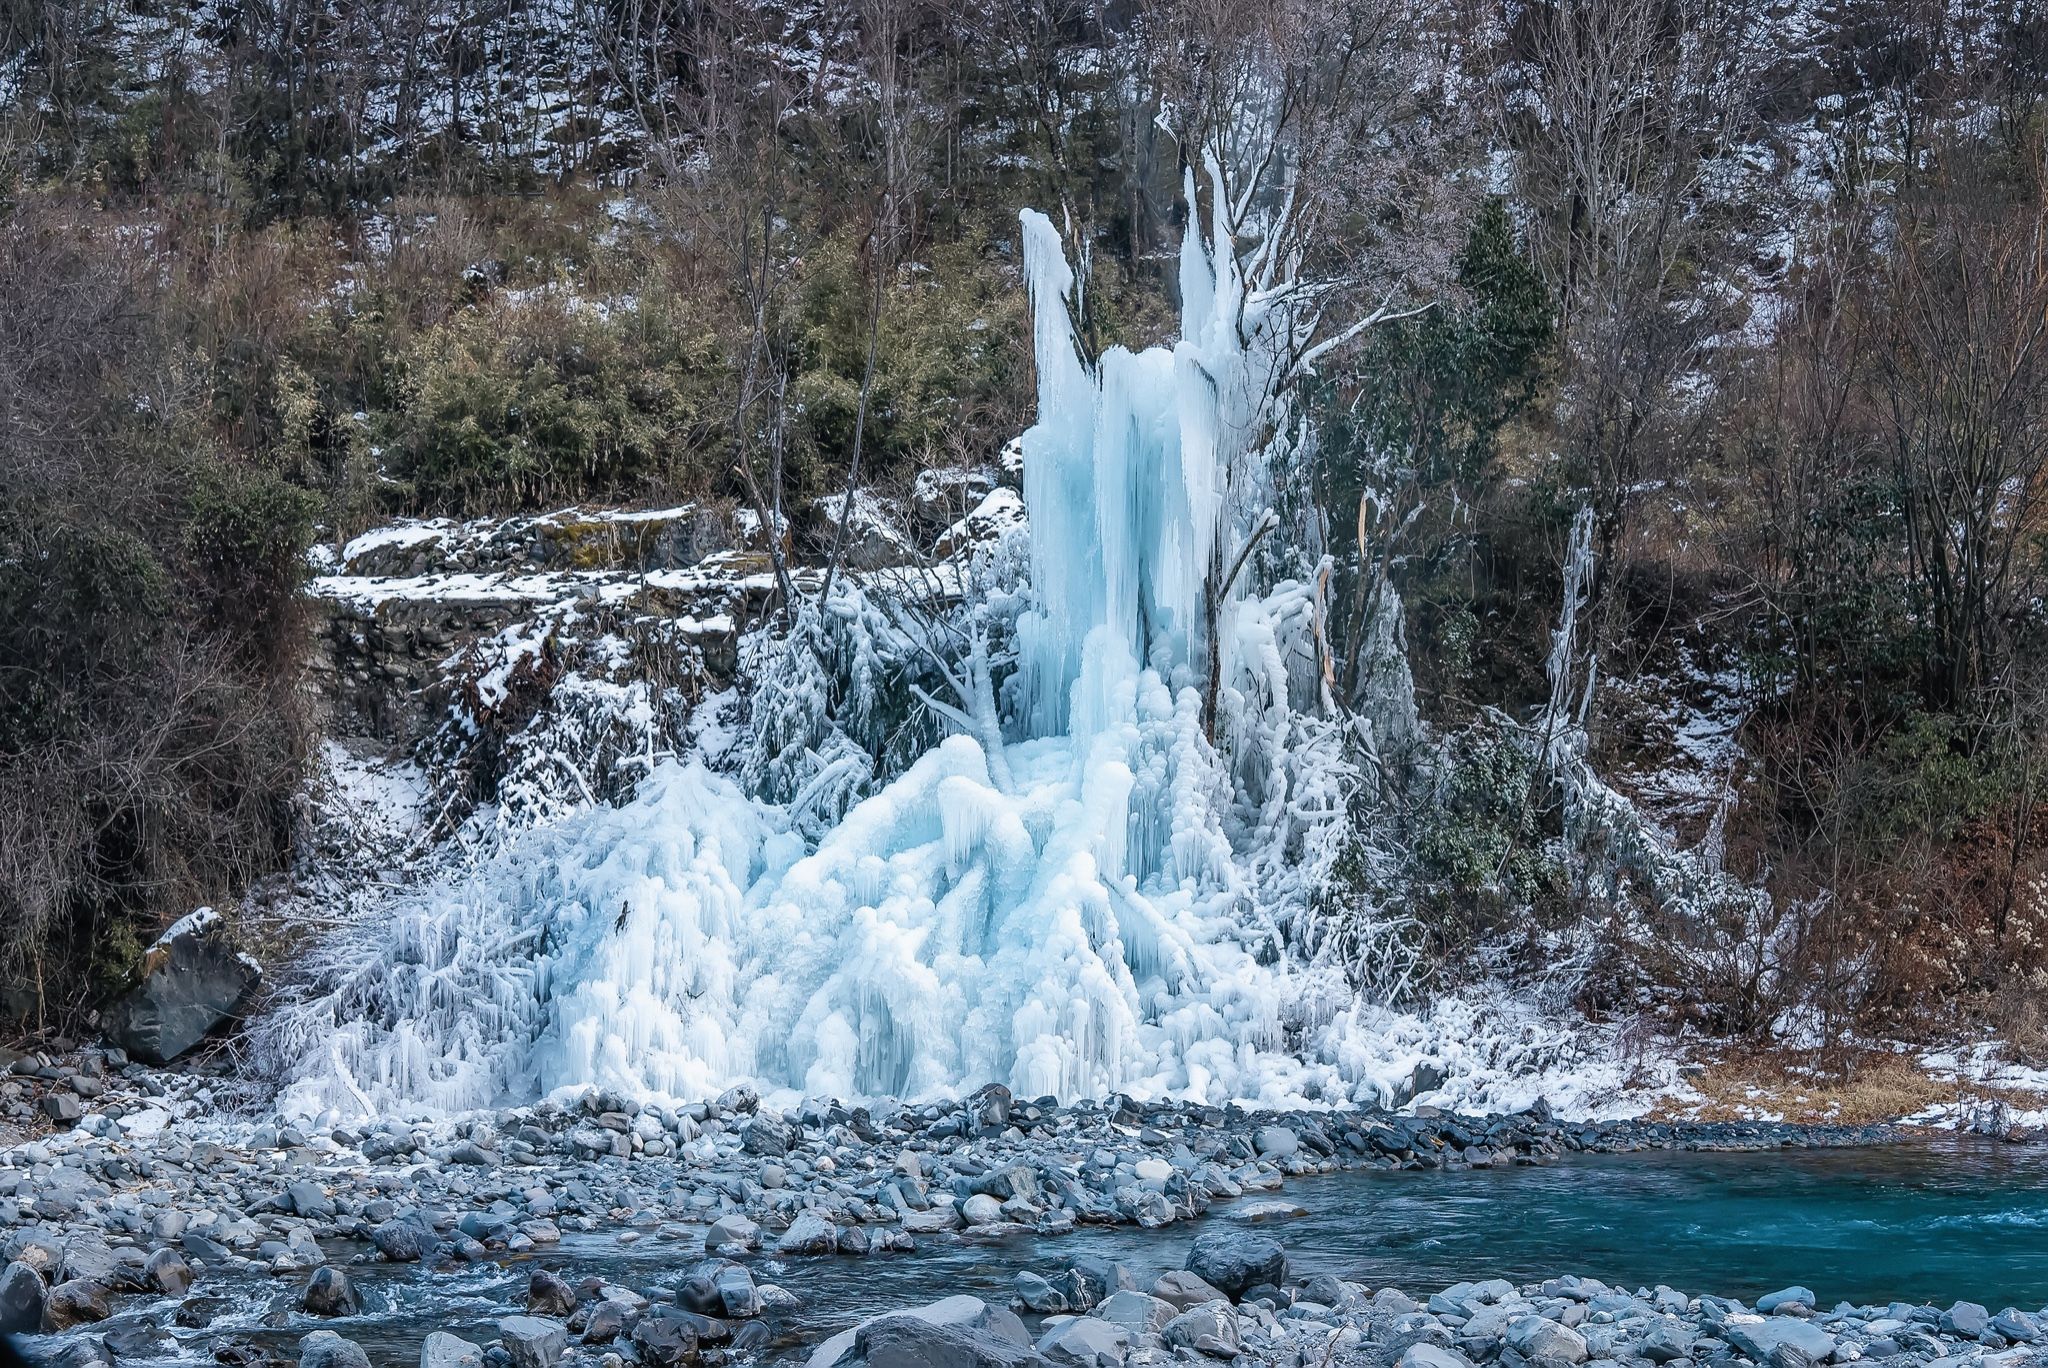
[{"left": 271, "top": 176, "right": 1480, "bottom": 1120}]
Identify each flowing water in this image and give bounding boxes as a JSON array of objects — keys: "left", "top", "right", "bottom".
[{"left": 117, "top": 1139, "right": 2048, "bottom": 1367}]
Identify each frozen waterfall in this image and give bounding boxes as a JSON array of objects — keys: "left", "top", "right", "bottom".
[{"left": 270, "top": 186, "right": 1457, "bottom": 1120}]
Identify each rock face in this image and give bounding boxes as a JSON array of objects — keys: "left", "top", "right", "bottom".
[{"left": 100, "top": 910, "right": 260, "bottom": 1064}]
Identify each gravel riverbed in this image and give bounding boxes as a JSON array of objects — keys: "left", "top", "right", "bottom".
[{"left": 2, "top": 1045, "right": 2027, "bottom": 1368}]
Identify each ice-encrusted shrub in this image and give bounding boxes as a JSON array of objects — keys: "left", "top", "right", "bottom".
[{"left": 1412, "top": 714, "right": 1570, "bottom": 950}]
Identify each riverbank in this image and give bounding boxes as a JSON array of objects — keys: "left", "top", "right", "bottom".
[{"left": 0, "top": 1050, "right": 1938, "bottom": 1368}]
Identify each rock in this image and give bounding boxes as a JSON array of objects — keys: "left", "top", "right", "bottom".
[
  {"left": 298, "top": 1331, "right": 373, "bottom": 1368},
  {"left": 852, "top": 1312, "right": 1048, "bottom": 1368},
  {"left": 102, "top": 909, "right": 261, "bottom": 1064},
  {"left": 1252, "top": 1126, "right": 1298, "bottom": 1160},
  {"left": 716, "top": 1084, "right": 760, "bottom": 1116},
  {"left": 1185, "top": 1230, "right": 1286, "bottom": 1300},
  {"left": 1163, "top": 1304, "right": 1240, "bottom": 1358},
  {"left": 103, "top": 1323, "right": 176, "bottom": 1360},
  {"left": 705, "top": 1215, "right": 760, "bottom": 1254},
  {"left": 632, "top": 1312, "right": 699, "bottom": 1368},
  {"left": 1990, "top": 1309, "right": 2040, "bottom": 1343},
  {"left": 303, "top": 1266, "right": 361, "bottom": 1317},
  {"left": 582, "top": 1301, "right": 636, "bottom": 1345},
  {"left": 143, "top": 1249, "right": 193, "bottom": 1296},
  {"left": 286, "top": 1181, "right": 336, "bottom": 1221},
  {"left": 1150, "top": 1271, "right": 1228, "bottom": 1311},
  {"left": 44, "top": 1344, "right": 113, "bottom": 1368},
  {"left": 1092, "top": 1291, "right": 1174, "bottom": 1338},
  {"left": 1942, "top": 1302, "right": 1991, "bottom": 1338},
  {"left": 41, "top": 1092, "right": 82, "bottom": 1124},
  {"left": 1638, "top": 1323, "right": 1696, "bottom": 1363},
  {"left": 0, "top": 1261, "right": 45, "bottom": 1333},
  {"left": 421, "top": 1332, "right": 485, "bottom": 1368},
  {"left": 742, "top": 1114, "right": 791, "bottom": 1158},
  {"left": 1398, "top": 1347, "right": 1473, "bottom": 1368},
  {"left": 961, "top": 1194, "right": 1005, "bottom": 1226},
  {"left": 715, "top": 1264, "right": 762, "bottom": 1319},
  {"left": 966, "top": 1084, "right": 1013, "bottom": 1132},
  {"left": 1755, "top": 1288, "right": 1815, "bottom": 1315},
  {"left": 41, "top": 1279, "right": 111, "bottom": 1331},
  {"left": 498, "top": 1315, "right": 569, "bottom": 1368},
  {"left": 1014, "top": 1273, "right": 1068, "bottom": 1314},
  {"left": 370, "top": 1218, "right": 433, "bottom": 1262},
  {"left": 446, "top": 1141, "right": 497, "bottom": 1167},
  {"left": 1035, "top": 1317, "right": 1128, "bottom": 1368},
  {"left": 1063, "top": 1260, "right": 1133, "bottom": 1312},
  {"left": 807, "top": 1296, "right": 1031, "bottom": 1368},
  {"left": 528, "top": 1268, "right": 577, "bottom": 1318},
  {"left": 1506, "top": 1315, "right": 1590, "bottom": 1365},
  {"left": 777, "top": 1211, "right": 838, "bottom": 1255},
  {"left": 1719, "top": 1316, "right": 1837, "bottom": 1367}
]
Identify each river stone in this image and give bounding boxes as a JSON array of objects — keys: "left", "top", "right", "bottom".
[
  {"left": 961, "top": 1194, "right": 1005, "bottom": 1226},
  {"left": 1185, "top": 1230, "right": 1286, "bottom": 1300},
  {"left": 371, "top": 1217, "right": 433, "bottom": 1262},
  {"left": 1991, "top": 1310, "right": 2041, "bottom": 1343},
  {"left": 807, "top": 1296, "right": 1030, "bottom": 1368},
  {"left": 1756, "top": 1288, "right": 1816, "bottom": 1315},
  {"left": 1015, "top": 1273, "right": 1068, "bottom": 1314},
  {"left": 287, "top": 1181, "right": 337, "bottom": 1221},
  {"left": 582, "top": 1301, "right": 636, "bottom": 1344},
  {"left": 102, "top": 911, "right": 261, "bottom": 1064},
  {"left": 1252, "top": 1126, "right": 1298, "bottom": 1160},
  {"left": 853, "top": 1312, "right": 1049, "bottom": 1368},
  {"left": 1063, "top": 1259, "right": 1133, "bottom": 1312},
  {"left": 41, "top": 1279, "right": 110, "bottom": 1331},
  {"left": 1163, "top": 1304, "right": 1240, "bottom": 1358},
  {"left": 715, "top": 1264, "right": 762, "bottom": 1318},
  {"left": 1092, "top": 1291, "right": 1174, "bottom": 1337},
  {"left": 1719, "top": 1316, "right": 1837, "bottom": 1367},
  {"left": 1942, "top": 1302, "right": 1992, "bottom": 1338},
  {"left": 526, "top": 1267, "right": 576, "bottom": 1317},
  {"left": 143, "top": 1249, "right": 192, "bottom": 1296},
  {"left": 304, "top": 1266, "right": 361, "bottom": 1316},
  {"left": 742, "top": 1114, "right": 790, "bottom": 1158},
  {"left": 1151, "top": 1271, "right": 1229, "bottom": 1311},
  {"left": 1506, "top": 1315, "right": 1590, "bottom": 1365},
  {"left": 421, "top": 1332, "right": 484, "bottom": 1368},
  {"left": 706, "top": 1214, "right": 760, "bottom": 1254},
  {"left": 777, "top": 1211, "right": 838, "bottom": 1255},
  {"left": 299, "top": 1331, "right": 373, "bottom": 1368},
  {"left": 633, "top": 1311, "right": 699, "bottom": 1368},
  {"left": 42, "top": 1092, "right": 82, "bottom": 1124},
  {"left": 1036, "top": 1316, "right": 1128, "bottom": 1368},
  {"left": 1399, "top": 1347, "right": 1474, "bottom": 1368},
  {"left": 498, "top": 1315, "right": 569, "bottom": 1368},
  {"left": 1637, "top": 1323, "right": 1697, "bottom": 1362},
  {"left": 0, "top": 1261, "right": 44, "bottom": 1333}
]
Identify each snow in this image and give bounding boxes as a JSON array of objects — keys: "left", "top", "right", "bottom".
[{"left": 148, "top": 907, "right": 219, "bottom": 954}]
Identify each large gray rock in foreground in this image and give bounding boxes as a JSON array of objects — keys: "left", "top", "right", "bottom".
[
  {"left": 809, "top": 1296, "right": 1037, "bottom": 1368},
  {"left": 1719, "top": 1315, "right": 1838, "bottom": 1366},
  {"left": 101, "top": 910, "right": 260, "bottom": 1064},
  {"left": 298, "top": 1331, "right": 372, "bottom": 1368}
]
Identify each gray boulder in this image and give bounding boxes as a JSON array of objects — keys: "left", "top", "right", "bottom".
[
  {"left": 1150, "top": 1271, "right": 1228, "bottom": 1311},
  {"left": 631, "top": 1312, "right": 697, "bottom": 1367},
  {"left": 808, "top": 1296, "right": 1033, "bottom": 1368},
  {"left": 298, "top": 1331, "right": 372, "bottom": 1368},
  {"left": 1162, "top": 1304, "right": 1240, "bottom": 1358},
  {"left": 1036, "top": 1317, "right": 1128, "bottom": 1368},
  {"left": 303, "top": 1266, "right": 360, "bottom": 1317},
  {"left": 370, "top": 1218, "right": 433, "bottom": 1262},
  {"left": 420, "top": 1332, "right": 484, "bottom": 1368},
  {"left": 853, "top": 1313, "right": 1049, "bottom": 1368},
  {"left": 102, "top": 910, "right": 261, "bottom": 1064},
  {"left": 0, "top": 1261, "right": 45, "bottom": 1334},
  {"left": 1941, "top": 1302, "right": 1991, "bottom": 1338},
  {"left": 1398, "top": 1347, "right": 1474, "bottom": 1368},
  {"left": 1185, "top": 1231, "right": 1286, "bottom": 1300},
  {"left": 1014, "top": 1273, "right": 1068, "bottom": 1314},
  {"left": 1719, "top": 1316, "right": 1837, "bottom": 1367},
  {"left": 498, "top": 1315, "right": 568, "bottom": 1368},
  {"left": 1505, "top": 1316, "right": 1590, "bottom": 1366},
  {"left": 777, "top": 1211, "right": 838, "bottom": 1255},
  {"left": 143, "top": 1249, "right": 192, "bottom": 1296},
  {"left": 1755, "top": 1288, "right": 1815, "bottom": 1315},
  {"left": 526, "top": 1268, "right": 576, "bottom": 1318},
  {"left": 706, "top": 1214, "right": 761, "bottom": 1254},
  {"left": 1092, "top": 1291, "right": 1174, "bottom": 1338}
]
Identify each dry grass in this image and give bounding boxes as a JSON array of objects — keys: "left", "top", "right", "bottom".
[{"left": 1650, "top": 1047, "right": 2048, "bottom": 1126}]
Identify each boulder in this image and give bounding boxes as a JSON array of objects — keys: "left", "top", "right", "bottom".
[
  {"left": 742, "top": 1113, "right": 791, "bottom": 1158},
  {"left": 632, "top": 1311, "right": 700, "bottom": 1368},
  {"left": 303, "top": 1266, "right": 360, "bottom": 1317},
  {"left": 0, "top": 1260, "right": 45, "bottom": 1334},
  {"left": 853, "top": 1313, "right": 1049, "bottom": 1368},
  {"left": 1014, "top": 1273, "right": 1068, "bottom": 1314},
  {"left": 1755, "top": 1288, "right": 1815, "bottom": 1316},
  {"left": 298, "top": 1330, "right": 373, "bottom": 1368},
  {"left": 1719, "top": 1316, "right": 1837, "bottom": 1367},
  {"left": 1035, "top": 1317, "right": 1128, "bottom": 1368},
  {"left": 706, "top": 1214, "right": 760, "bottom": 1255},
  {"left": 1252, "top": 1126, "right": 1298, "bottom": 1160},
  {"left": 497, "top": 1315, "right": 569, "bottom": 1368},
  {"left": 526, "top": 1268, "right": 576, "bottom": 1318},
  {"left": 1184, "top": 1231, "right": 1286, "bottom": 1300},
  {"left": 1506, "top": 1316, "right": 1590, "bottom": 1366},
  {"left": 808, "top": 1296, "right": 1033, "bottom": 1368},
  {"left": 961, "top": 1195, "right": 1005, "bottom": 1227},
  {"left": 1942, "top": 1302, "right": 1992, "bottom": 1338},
  {"left": 1150, "top": 1271, "right": 1228, "bottom": 1311},
  {"left": 1398, "top": 1347, "right": 1474, "bottom": 1368},
  {"left": 1091, "top": 1291, "right": 1174, "bottom": 1338},
  {"left": 420, "top": 1332, "right": 484, "bottom": 1368},
  {"left": 777, "top": 1211, "right": 838, "bottom": 1255},
  {"left": 41, "top": 1279, "right": 111, "bottom": 1331},
  {"left": 1162, "top": 1304, "right": 1240, "bottom": 1358},
  {"left": 101, "top": 909, "right": 261, "bottom": 1064},
  {"left": 715, "top": 1264, "right": 762, "bottom": 1319},
  {"left": 370, "top": 1218, "right": 433, "bottom": 1263},
  {"left": 42, "top": 1092, "right": 82, "bottom": 1124},
  {"left": 143, "top": 1249, "right": 193, "bottom": 1296}
]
